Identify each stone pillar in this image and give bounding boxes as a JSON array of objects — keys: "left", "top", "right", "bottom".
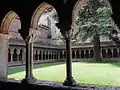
[
  {"left": 0, "top": 34, "right": 9, "bottom": 81},
  {"left": 111, "top": 48, "right": 113, "bottom": 58},
  {"left": 33, "top": 49, "right": 36, "bottom": 61},
  {"left": 37, "top": 51, "right": 39, "bottom": 61},
  {"left": 10, "top": 48, "right": 14, "bottom": 62},
  {"left": 41, "top": 50, "right": 43, "bottom": 60},
  {"left": 22, "top": 42, "right": 36, "bottom": 84},
  {"left": 47, "top": 51, "right": 49, "bottom": 60},
  {"left": 16, "top": 48, "right": 20, "bottom": 62},
  {"left": 62, "top": 50, "right": 64, "bottom": 59},
  {"left": 23, "top": 48, "right": 26, "bottom": 63},
  {"left": 44, "top": 51, "right": 46, "bottom": 60},
  {"left": 21, "top": 31, "right": 39, "bottom": 84},
  {"left": 63, "top": 38, "right": 76, "bottom": 86},
  {"left": 58, "top": 50, "right": 60, "bottom": 60},
  {"left": 60, "top": 29, "right": 76, "bottom": 86},
  {"left": 49, "top": 50, "right": 52, "bottom": 60},
  {"left": 74, "top": 50, "right": 76, "bottom": 59}
]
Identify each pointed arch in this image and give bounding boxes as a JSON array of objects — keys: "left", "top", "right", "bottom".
[
  {"left": 72, "top": 0, "right": 113, "bottom": 31},
  {"left": 31, "top": 2, "right": 58, "bottom": 29},
  {"left": 72, "top": 0, "right": 88, "bottom": 28},
  {"left": 0, "top": 11, "right": 20, "bottom": 34}
]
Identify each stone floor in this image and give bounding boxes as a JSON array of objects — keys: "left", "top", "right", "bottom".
[{"left": 0, "top": 79, "right": 120, "bottom": 90}]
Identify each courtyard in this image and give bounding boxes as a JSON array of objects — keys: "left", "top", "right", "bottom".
[{"left": 8, "top": 61, "right": 120, "bottom": 86}]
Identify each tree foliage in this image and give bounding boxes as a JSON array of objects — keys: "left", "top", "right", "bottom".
[{"left": 74, "top": 0, "right": 115, "bottom": 43}]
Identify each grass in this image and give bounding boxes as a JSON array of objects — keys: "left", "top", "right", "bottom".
[{"left": 8, "top": 61, "right": 120, "bottom": 86}]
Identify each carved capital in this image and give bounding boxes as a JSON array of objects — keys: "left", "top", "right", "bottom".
[
  {"left": 0, "top": 33, "right": 11, "bottom": 39},
  {"left": 61, "top": 29, "right": 77, "bottom": 40},
  {"left": 25, "top": 28, "right": 41, "bottom": 43}
]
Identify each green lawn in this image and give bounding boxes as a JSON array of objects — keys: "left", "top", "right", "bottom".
[{"left": 8, "top": 61, "right": 120, "bottom": 86}]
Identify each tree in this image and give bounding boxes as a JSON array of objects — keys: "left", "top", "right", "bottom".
[{"left": 75, "top": 0, "right": 115, "bottom": 61}]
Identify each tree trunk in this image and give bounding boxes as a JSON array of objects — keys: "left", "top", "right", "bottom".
[{"left": 92, "top": 34, "right": 101, "bottom": 61}]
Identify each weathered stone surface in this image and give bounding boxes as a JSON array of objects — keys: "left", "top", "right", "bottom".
[{"left": 0, "top": 35, "right": 8, "bottom": 80}]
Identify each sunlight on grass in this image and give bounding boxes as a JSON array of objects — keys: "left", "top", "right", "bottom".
[{"left": 8, "top": 61, "right": 120, "bottom": 86}]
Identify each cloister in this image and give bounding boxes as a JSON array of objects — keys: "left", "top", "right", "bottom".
[
  {"left": 8, "top": 42, "right": 120, "bottom": 67},
  {"left": 0, "top": 0, "right": 120, "bottom": 90}
]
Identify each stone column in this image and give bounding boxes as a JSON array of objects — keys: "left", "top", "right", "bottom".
[
  {"left": 37, "top": 51, "right": 39, "bottom": 61},
  {"left": 58, "top": 50, "right": 60, "bottom": 60},
  {"left": 41, "top": 50, "right": 43, "bottom": 60},
  {"left": 23, "top": 48, "right": 26, "bottom": 63},
  {"left": 62, "top": 50, "right": 64, "bottom": 59},
  {"left": 111, "top": 48, "right": 113, "bottom": 58},
  {"left": 10, "top": 48, "right": 14, "bottom": 62},
  {"left": 74, "top": 50, "right": 76, "bottom": 59},
  {"left": 48, "top": 51, "right": 49, "bottom": 60},
  {"left": 22, "top": 42, "right": 36, "bottom": 84},
  {"left": 44, "top": 51, "right": 46, "bottom": 60},
  {"left": 16, "top": 48, "right": 20, "bottom": 62},
  {"left": 21, "top": 29, "right": 40, "bottom": 84},
  {"left": 0, "top": 34, "right": 9, "bottom": 81},
  {"left": 33, "top": 49, "right": 36, "bottom": 61},
  {"left": 60, "top": 29, "right": 76, "bottom": 86}
]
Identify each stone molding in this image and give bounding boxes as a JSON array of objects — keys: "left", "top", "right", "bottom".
[
  {"left": 0, "top": 33, "right": 11, "bottom": 39},
  {"left": 25, "top": 28, "right": 41, "bottom": 43}
]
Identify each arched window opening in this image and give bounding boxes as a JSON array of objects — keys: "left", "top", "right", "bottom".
[
  {"left": 81, "top": 50, "right": 84, "bottom": 59},
  {"left": 19, "top": 49, "right": 23, "bottom": 61},
  {"left": 64, "top": 51, "right": 66, "bottom": 58},
  {"left": 85, "top": 50, "right": 89, "bottom": 58},
  {"left": 72, "top": 50, "right": 75, "bottom": 59},
  {"left": 13, "top": 48, "right": 17, "bottom": 61},
  {"left": 35, "top": 50, "right": 38, "bottom": 61},
  {"left": 60, "top": 51, "right": 63, "bottom": 59},
  {"left": 46, "top": 51, "right": 48, "bottom": 59},
  {"left": 8, "top": 49, "right": 11, "bottom": 62},
  {"left": 90, "top": 49, "right": 94, "bottom": 58},
  {"left": 39, "top": 50, "right": 41, "bottom": 60},
  {"left": 113, "top": 48, "right": 118, "bottom": 58},
  {"left": 107, "top": 49, "right": 112, "bottom": 58},
  {"left": 43, "top": 51, "right": 45, "bottom": 60},
  {"left": 102, "top": 49, "right": 106, "bottom": 58},
  {"left": 76, "top": 50, "right": 80, "bottom": 59}
]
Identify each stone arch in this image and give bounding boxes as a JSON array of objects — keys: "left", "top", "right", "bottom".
[
  {"left": 46, "top": 50, "right": 48, "bottom": 59},
  {"left": 43, "top": 50, "right": 45, "bottom": 60},
  {"left": 81, "top": 50, "right": 84, "bottom": 59},
  {"left": 102, "top": 49, "right": 107, "bottom": 58},
  {"left": 60, "top": 50, "right": 63, "bottom": 59},
  {"left": 35, "top": 50, "right": 38, "bottom": 60},
  {"left": 85, "top": 50, "right": 89, "bottom": 58},
  {"left": 0, "top": 11, "right": 20, "bottom": 34},
  {"left": 90, "top": 49, "right": 94, "bottom": 58},
  {"left": 113, "top": 48, "right": 118, "bottom": 58},
  {"left": 72, "top": 0, "right": 113, "bottom": 32},
  {"left": 72, "top": 50, "right": 75, "bottom": 59},
  {"left": 107, "top": 48, "right": 112, "bottom": 58},
  {"left": 72, "top": 0, "right": 88, "bottom": 29},
  {"left": 19, "top": 48, "right": 23, "bottom": 61},
  {"left": 30, "top": 2, "right": 58, "bottom": 29},
  {"left": 76, "top": 50, "right": 80, "bottom": 58},
  {"left": 8, "top": 48, "right": 11, "bottom": 62},
  {"left": 64, "top": 51, "right": 66, "bottom": 58},
  {"left": 13, "top": 48, "right": 17, "bottom": 61},
  {"left": 39, "top": 50, "right": 41, "bottom": 60}
]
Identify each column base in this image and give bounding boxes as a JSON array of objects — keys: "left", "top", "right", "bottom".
[
  {"left": 21, "top": 76, "right": 37, "bottom": 84},
  {"left": 0, "top": 77, "right": 7, "bottom": 82},
  {"left": 63, "top": 77, "right": 76, "bottom": 86}
]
